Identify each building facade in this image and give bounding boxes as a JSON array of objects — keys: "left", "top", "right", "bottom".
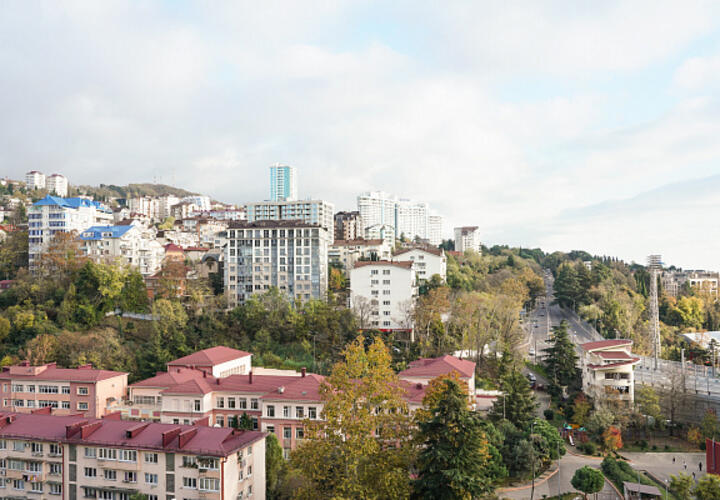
[
  {"left": 79, "top": 224, "right": 164, "bottom": 276},
  {"left": 579, "top": 340, "right": 639, "bottom": 406},
  {"left": 662, "top": 270, "right": 720, "bottom": 297},
  {"left": 454, "top": 226, "right": 481, "bottom": 253},
  {"left": 393, "top": 247, "right": 446, "bottom": 282},
  {"left": 269, "top": 164, "right": 297, "bottom": 202},
  {"left": 329, "top": 239, "right": 392, "bottom": 270},
  {"left": 25, "top": 171, "right": 46, "bottom": 190},
  {"left": 0, "top": 362, "right": 127, "bottom": 418},
  {"left": 46, "top": 174, "right": 69, "bottom": 197},
  {"left": 224, "top": 220, "right": 330, "bottom": 305},
  {"left": 357, "top": 191, "right": 443, "bottom": 245},
  {"left": 245, "top": 199, "right": 334, "bottom": 235},
  {"left": 334, "top": 211, "right": 363, "bottom": 241}
]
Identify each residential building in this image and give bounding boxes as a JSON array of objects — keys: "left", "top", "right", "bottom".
[
  {"left": 357, "top": 191, "right": 443, "bottom": 245},
  {"left": 190, "top": 208, "right": 246, "bottom": 221},
  {"left": 364, "top": 223, "right": 396, "bottom": 247},
  {"left": 329, "top": 239, "right": 392, "bottom": 270},
  {"left": 127, "top": 195, "right": 181, "bottom": 221},
  {"left": 0, "top": 362, "right": 127, "bottom": 418},
  {"left": 334, "top": 211, "right": 363, "bottom": 241},
  {"left": 349, "top": 261, "right": 417, "bottom": 333},
  {"left": 269, "top": 164, "right": 297, "bottom": 202},
  {"left": 579, "top": 340, "right": 640, "bottom": 405},
  {"left": 393, "top": 247, "right": 447, "bottom": 282},
  {"left": 25, "top": 170, "right": 46, "bottom": 190},
  {"left": 168, "top": 347, "right": 253, "bottom": 378},
  {"left": 454, "top": 226, "right": 481, "bottom": 253},
  {"left": 662, "top": 269, "right": 720, "bottom": 297},
  {"left": 245, "top": 199, "right": 335, "bottom": 234},
  {"left": 225, "top": 220, "right": 330, "bottom": 305},
  {"left": 79, "top": 224, "right": 164, "bottom": 276},
  {"left": 182, "top": 195, "right": 212, "bottom": 212},
  {"left": 399, "top": 355, "right": 476, "bottom": 401},
  {"left": 28, "top": 195, "right": 113, "bottom": 269},
  {"left": 0, "top": 412, "right": 266, "bottom": 500},
  {"left": 46, "top": 173, "right": 68, "bottom": 197},
  {"left": 170, "top": 201, "right": 200, "bottom": 221}
]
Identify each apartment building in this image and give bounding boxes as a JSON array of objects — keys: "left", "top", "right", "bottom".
[
  {"left": 46, "top": 174, "right": 69, "bottom": 197},
  {"left": 25, "top": 171, "right": 46, "bottom": 190},
  {"left": 79, "top": 224, "right": 164, "bottom": 276},
  {"left": 454, "top": 226, "right": 481, "bottom": 253},
  {"left": 224, "top": 220, "right": 330, "bottom": 305},
  {"left": 244, "top": 199, "right": 334, "bottom": 235},
  {"left": 349, "top": 261, "right": 417, "bottom": 333},
  {"left": 329, "top": 239, "right": 392, "bottom": 270},
  {"left": 168, "top": 347, "right": 252, "bottom": 378},
  {"left": 127, "top": 195, "right": 181, "bottom": 222},
  {"left": 399, "top": 355, "right": 476, "bottom": 401},
  {"left": 28, "top": 195, "right": 113, "bottom": 269},
  {"left": 357, "top": 191, "right": 444, "bottom": 245},
  {"left": 364, "top": 223, "right": 396, "bottom": 247},
  {"left": 393, "top": 247, "right": 446, "bottom": 282},
  {"left": 580, "top": 340, "right": 640, "bottom": 406},
  {"left": 269, "top": 164, "right": 297, "bottom": 202},
  {"left": 0, "top": 362, "right": 128, "bottom": 418},
  {"left": 662, "top": 269, "right": 720, "bottom": 297},
  {"left": 0, "top": 412, "right": 266, "bottom": 500},
  {"left": 334, "top": 211, "right": 363, "bottom": 241}
]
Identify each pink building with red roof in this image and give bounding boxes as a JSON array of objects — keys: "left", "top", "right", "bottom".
[
  {"left": 399, "top": 355, "right": 476, "bottom": 401},
  {"left": 0, "top": 362, "right": 127, "bottom": 418},
  {"left": 580, "top": 339, "right": 640, "bottom": 405},
  {"left": 167, "top": 346, "right": 252, "bottom": 377}
]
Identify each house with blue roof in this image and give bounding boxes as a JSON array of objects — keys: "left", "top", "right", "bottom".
[{"left": 78, "top": 224, "right": 164, "bottom": 276}]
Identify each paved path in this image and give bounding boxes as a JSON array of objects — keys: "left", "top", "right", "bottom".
[{"left": 623, "top": 451, "right": 706, "bottom": 485}]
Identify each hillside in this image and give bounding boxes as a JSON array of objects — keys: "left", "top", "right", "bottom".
[{"left": 72, "top": 183, "right": 198, "bottom": 201}]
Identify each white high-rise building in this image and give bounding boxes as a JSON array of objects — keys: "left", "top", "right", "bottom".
[
  {"left": 270, "top": 164, "right": 297, "bottom": 201},
  {"left": 25, "top": 171, "right": 46, "bottom": 190},
  {"left": 454, "top": 226, "right": 481, "bottom": 253},
  {"left": 182, "top": 195, "right": 211, "bottom": 211},
  {"left": 357, "top": 191, "right": 443, "bottom": 245},
  {"left": 46, "top": 173, "right": 68, "bottom": 197},
  {"left": 245, "top": 199, "right": 335, "bottom": 234}
]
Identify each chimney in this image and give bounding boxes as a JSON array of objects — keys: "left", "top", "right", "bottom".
[
  {"left": 78, "top": 363, "right": 93, "bottom": 370},
  {"left": 20, "top": 360, "right": 29, "bottom": 367},
  {"left": 301, "top": 367, "right": 306, "bottom": 378},
  {"left": 203, "top": 371, "right": 207, "bottom": 378},
  {"left": 416, "top": 383, "right": 422, "bottom": 389},
  {"left": 249, "top": 371, "right": 253, "bottom": 384},
  {"left": 216, "top": 377, "right": 220, "bottom": 385}
]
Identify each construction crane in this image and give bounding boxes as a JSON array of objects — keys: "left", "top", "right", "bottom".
[{"left": 647, "top": 255, "right": 662, "bottom": 369}]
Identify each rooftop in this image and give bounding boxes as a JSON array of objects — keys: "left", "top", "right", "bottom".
[
  {"left": 32, "top": 195, "right": 109, "bottom": 212},
  {"left": 168, "top": 346, "right": 252, "bottom": 368},
  {"left": 400, "top": 355, "right": 475, "bottom": 379},
  {"left": 332, "top": 239, "right": 384, "bottom": 246},
  {"left": 79, "top": 225, "right": 134, "bottom": 240},
  {"left": 393, "top": 246, "right": 444, "bottom": 257},
  {"left": 353, "top": 260, "right": 414, "bottom": 270},
  {"left": 228, "top": 220, "right": 324, "bottom": 229},
  {"left": 580, "top": 339, "right": 633, "bottom": 352},
  {"left": 1, "top": 362, "right": 127, "bottom": 383}
]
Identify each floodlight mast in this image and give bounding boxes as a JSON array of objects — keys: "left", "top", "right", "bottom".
[{"left": 647, "top": 255, "right": 662, "bottom": 370}]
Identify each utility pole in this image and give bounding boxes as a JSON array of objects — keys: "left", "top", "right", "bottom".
[
  {"left": 530, "top": 420, "right": 536, "bottom": 500},
  {"left": 647, "top": 255, "right": 662, "bottom": 370}
]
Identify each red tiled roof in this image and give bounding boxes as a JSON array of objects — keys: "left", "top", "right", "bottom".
[
  {"left": 333, "top": 239, "right": 384, "bottom": 246},
  {"left": 160, "top": 373, "right": 300, "bottom": 396},
  {"left": 397, "top": 380, "right": 427, "bottom": 404},
  {"left": 1, "top": 364, "right": 127, "bottom": 383},
  {"left": 580, "top": 339, "right": 633, "bottom": 352},
  {"left": 168, "top": 346, "right": 251, "bottom": 368},
  {"left": 184, "top": 247, "right": 210, "bottom": 252},
  {"left": 164, "top": 243, "right": 183, "bottom": 252},
  {"left": 130, "top": 368, "right": 205, "bottom": 388},
  {"left": 353, "top": 260, "right": 414, "bottom": 270},
  {"left": 400, "top": 355, "right": 475, "bottom": 379},
  {"left": 597, "top": 351, "right": 634, "bottom": 360},
  {"left": 261, "top": 374, "right": 325, "bottom": 402},
  {"left": 394, "top": 246, "right": 443, "bottom": 257},
  {"left": 161, "top": 378, "right": 216, "bottom": 396},
  {"left": 0, "top": 413, "right": 264, "bottom": 457},
  {"left": 587, "top": 358, "right": 640, "bottom": 370}
]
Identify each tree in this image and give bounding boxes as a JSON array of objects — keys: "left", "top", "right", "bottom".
[
  {"left": 129, "top": 494, "right": 148, "bottom": 500},
  {"left": 571, "top": 466, "right": 604, "bottom": 499},
  {"left": 572, "top": 393, "right": 592, "bottom": 427},
  {"left": 489, "top": 368, "right": 537, "bottom": 429},
  {"left": 670, "top": 472, "right": 694, "bottom": 500},
  {"left": 635, "top": 385, "right": 662, "bottom": 425},
  {"left": 602, "top": 426, "right": 623, "bottom": 453},
  {"left": 291, "top": 336, "right": 413, "bottom": 500},
  {"left": 542, "top": 320, "right": 579, "bottom": 393},
  {"left": 701, "top": 410, "right": 720, "bottom": 440},
  {"left": 694, "top": 474, "right": 720, "bottom": 500},
  {"left": 413, "top": 378, "right": 495, "bottom": 499},
  {"left": 266, "top": 433, "right": 284, "bottom": 496},
  {"left": 554, "top": 263, "right": 579, "bottom": 309}
]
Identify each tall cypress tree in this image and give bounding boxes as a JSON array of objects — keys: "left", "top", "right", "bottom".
[
  {"left": 489, "top": 369, "right": 538, "bottom": 428},
  {"left": 543, "top": 320, "right": 579, "bottom": 391},
  {"left": 413, "top": 379, "right": 495, "bottom": 499}
]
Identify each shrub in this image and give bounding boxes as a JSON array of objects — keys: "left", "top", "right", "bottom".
[
  {"left": 651, "top": 444, "right": 657, "bottom": 451},
  {"left": 544, "top": 409, "right": 555, "bottom": 421},
  {"left": 579, "top": 442, "right": 597, "bottom": 455}
]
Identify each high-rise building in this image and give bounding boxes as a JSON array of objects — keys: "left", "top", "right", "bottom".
[
  {"left": 357, "top": 191, "right": 443, "bottom": 245},
  {"left": 245, "top": 199, "right": 334, "bottom": 234},
  {"left": 224, "top": 220, "right": 330, "bottom": 305},
  {"left": 46, "top": 173, "right": 68, "bottom": 197},
  {"left": 269, "top": 164, "right": 297, "bottom": 201},
  {"left": 454, "top": 226, "right": 481, "bottom": 253},
  {"left": 25, "top": 170, "right": 46, "bottom": 190},
  {"left": 334, "top": 211, "right": 363, "bottom": 241}
]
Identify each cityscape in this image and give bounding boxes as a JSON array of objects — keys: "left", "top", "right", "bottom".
[{"left": 2, "top": 2, "right": 720, "bottom": 500}]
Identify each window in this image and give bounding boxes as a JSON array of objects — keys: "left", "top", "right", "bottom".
[
  {"left": 283, "top": 406, "right": 290, "bottom": 417},
  {"left": 194, "top": 400, "right": 201, "bottom": 412},
  {"left": 14, "top": 399, "right": 23, "bottom": 407},
  {"left": 266, "top": 405, "right": 275, "bottom": 417},
  {"left": 283, "top": 427, "right": 291, "bottom": 439},
  {"left": 2, "top": 384, "right": 8, "bottom": 392},
  {"left": 39, "top": 385, "right": 58, "bottom": 394},
  {"left": 118, "top": 449, "right": 137, "bottom": 462},
  {"left": 382, "top": 280, "right": 390, "bottom": 285},
  {"left": 144, "top": 453, "right": 158, "bottom": 464},
  {"left": 61, "top": 386, "right": 70, "bottom": 394},
  {"left": 197, "top": 457, "right": 219, "bottom": 470},
  {"left": 27, "top": 385, "right": 35, "bottom": 393},
  {"left": 124, "top": 471, "right": 137, "bottom": 483},
  {"left": 13, "top": 479, "right": 24, "bottom": 490},
  {"left": 199, "top": 478, "right": 220, "bottom": 492},
  {"left": 12, "top": 384, "right": 23, "bottom": 392},
  {"left": 30, "top": 481, "right": 42, "bottom": 493},
  {"left": 26, "top": 461, "right": 42, "bottom": 472},
  {"left": 98, "top": 448, "right": 117, "bottom": 460},
  {"left": 182, "top": 456, "right": 196, "bottom": 468},
  {"left": 227, "top": 397, "right": 236, "bottom": 409},
  {"left": 296, "top": 427, "right": 304, "bottom": 439},
  {"left": 104, "top": 469, "right": 117, "bottom": 480},
  {"left": 216, "top": 397, "right": 225, "bottom": 409},
  {"left": 78, "top": 402, "right": 89, "bottom": 411},
  {"left": 133, "top": 395, "right": 156, "bottom": 405},
  {"left": 383, "top": 269, "right": 391, "bottom": 275},
  {"left": 8, "top": 459, "right": 23, "bottom": 470},
  {"left": 216, "top": 416, "right": 224, "bottom": 427},
  {"left": 50, "top": 463, "right": 62, "bottom": 475},
  {"left": 308, "top": 407, "right": 317, "bottom": 419},
  {"left": 145, "top": 473, "right": 158, "bottom": 485},
  {"left": 77, "top": 387, "right": 89, "bottom": 395},
  {"left": 0, "top": 440, "right": 5, "bottom": 450},
  {"left": 183, "top": 477, "right": 197, "bottom": 489},
  {"left": 295, "top": 406, "right": 304, "bottom": 418},
  {"left": 50, "top": 443, "right": 62, "bottom": 456},
  {"left": 49, "top": 483, "right": 62, "bottom": 495},
  {"left": 13, "top": 441, "right": 24, "bottom": 452},
  {"left": 247, "top": 445, "right": 252, "bottom": 456},
  {"left": 84, "top": 447, "right": 96, "bottom": 458},
  {"left": 84, "top": 467, "right": 97, "bottom": 478},
  {"left": 31, "top": 442, "right": 43, "bottom": 454},
  {"left": 250, "top": 398, "right": 259, "bottom": 410}
]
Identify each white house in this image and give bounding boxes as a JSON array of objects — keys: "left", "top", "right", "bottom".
[
  {"left": 454, "top": 226, "right": 481, "bottom": 253},
  {"left": 25, "top": 170, "right": 46, "bottom": 190},
  {"left": 393, "top": 247, "right": 447, "bottom": 282},
  {"left": 349, "top": 260, "right": 417, "bottom": 332},
  {"left": 46, "top": 173, "right": 68, "bottom": 197},
  {"left": 579, "top": 339, "right": 640, "bottom": 406},
  {"left": 329, "top": 239, "right": 392, "bottom": 270},
  {"left": 78, "top": 223, "right": 165, "bottom": 276}
]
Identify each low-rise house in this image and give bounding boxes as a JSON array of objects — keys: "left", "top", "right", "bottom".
[
  {"left": 0, "top": 362, "right": 128, "bottom": 418},
  {"left": 79, "top": 224, "right": 164, "bottom": 276},
  {"left": 392, "top": 246, "right": 447, "bottom": 282},
  {"left": 399, "top": 355, "right": 476, "bottom": 400},
  {"left": 168, "top": 347, "right": 252, "bottom": 378},
  {"left": 329, "top": 239, "right": 392, "bottom": 270},
  {"left": 580, "top": 340, "right": 640, "bottom": 405}
]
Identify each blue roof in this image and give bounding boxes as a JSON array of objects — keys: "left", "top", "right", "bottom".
[
  {"left": 78, "top": 225, "right": 133, "bottom": 241},
  {"left": 33, "top": 195, "right": 111, "bottom": 212}
]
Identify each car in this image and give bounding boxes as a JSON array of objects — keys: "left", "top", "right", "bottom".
[{"left": 529, "top": 348, "right": 536, "bottom": 356}]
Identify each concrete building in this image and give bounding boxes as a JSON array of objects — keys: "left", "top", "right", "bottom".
[
  {"left": 79, "top": 224, "right": 165, "bottom": 276},
  {"left": 182, "top": 195, "right": 211, "bottom": 212},
  {"left": 225, "top": 220, "right": 330, "bottom": 305},
  {"left": 0, "top": 412, "right": 266, "bottom": 500},
  {"left": 579, "top": 340, "right": 640, "bottom": 406},
  {"left": 25, "top": 170, "right": 46, "bottom": 190},
  {"left": 269, "top": 164, "right": 297, "bottom": 202},
  {"left": 329, "top": 239, "right": 392, "bottom": 270},
  {"left": 399, "top": 355, "right": 476, "bottom": 401},
  {"left": 334, "top": 211, "right": 363, "bottom": 241},
  {"left": 349, "top": 261, "right": 417, "bottom": 332},
  {"left": 428, "top": 212, "right": 443, "bottom": 247},
  {"left": 357, "top": 191, "right": 443, "bottom": 245},
  {"left": 28, "top": 195, "right": 113, "bottom": 269},
  {"left": 454, "top": 226, "right": 481, "bottom": 253},
  {"left": 46, "top": 173, "right": 68, "bottom": 197},
  {"left": 364, "top": 223, "right": 396, "bottom": 247},
  {"left": 168, "top": 347, "right": 252, "bottom": 378},
  {"left": 393, "top": 247, "right": 447, "bottom": 282},
  {"left": 662, "top": 270, "right": 720, "bottom": 297},
  {"left": 127, "top": 195, "right": 181, "bottom": 222},
  {"left": 245, "top": 199, "right": 335, "bottom": 235},
  {"left": 0, "top": 362, "right": 127, "bottom": 418}
]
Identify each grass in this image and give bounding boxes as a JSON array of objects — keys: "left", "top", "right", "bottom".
[{"left": 526, "top": 361, "right": 549, "bottom": 379}]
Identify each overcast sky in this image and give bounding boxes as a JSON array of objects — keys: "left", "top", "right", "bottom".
[{"left": 1, "top": 1, "right": 719, "bottom": 269}]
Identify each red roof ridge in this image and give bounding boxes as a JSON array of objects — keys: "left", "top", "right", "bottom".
[
  {"left": 580, "top": 339, "right": 633, "bottom": 352},
  {"left": 353, "top": 260, "right": 413, "bottom": 270}
]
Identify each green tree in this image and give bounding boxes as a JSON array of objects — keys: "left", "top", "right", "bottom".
[
  {"left": 119, "top": 270, "right": 149, "bottom": 313},
  {"left": 571, "top": 466, "right": 604, "bottom": 499},
  {"left": 635, "top": 385, "right": 662, "bottom": 425},
  {"left": 542, "top": 320, "right": 579, "bottom": 392},
  {"left": 489, "top": 368, "right": 537, "bottom": 428},
  {"left": 0, "top": 316, "right": 10, "bottom": 343},
  {"left": 701, "top": 410, "right": 720, "bottom": 440},
  {"left": 554, "top": 263, "right": 579, "bottom": 309},
  {"left": 129, "top": 494, "right": 148, "bottom": 500},
  {"left": 413, "top": 378, "right": 496, "bottom": 499},
  {"left": 266, "top": 433, "right": 284, "bottom": 497},
  {"left": 670, "top": 472, "right": 694, "bottom": 500},
  {"left": 694, "top": 474, "right": 720, "bottom": 500}
]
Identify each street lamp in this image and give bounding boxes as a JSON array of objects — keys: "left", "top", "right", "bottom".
[{"left": 530, "top": 420, "right": 536, "bottom": 500}]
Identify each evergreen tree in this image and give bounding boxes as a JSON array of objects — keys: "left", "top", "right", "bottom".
[
  {"left": 571, "top": 466, "right": 604, "bottom": 499},
  {"left": 266, "top": 433, "right": 284, "bottom": 497},
  {"left": 554, "top": 263, "right": 579, "bottom": 309},
  {"left": 542, "top": 320, "right": 579, "bottom": 391},
  {"left": 413, "top": 378, "right": 495, "bottom": 499},
  {"left": 489, "top": 368, "right": 537, "bottom": 428}
]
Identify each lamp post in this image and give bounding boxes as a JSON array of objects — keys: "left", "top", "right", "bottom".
[{"left": 530, "top": 420, "right": 536, "bottom": 500}]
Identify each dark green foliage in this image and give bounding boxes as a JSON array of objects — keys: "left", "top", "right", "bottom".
[
  {"left": 601, "top": 456, "right": 657, "bottom": 492},
  {"left": 266, "top": 433, "right": 285, "bottom": 497},
  {"left": 489, "top": 367, "right": 537, "bottom": 429},
  {"left": 571, "top": 466, "right": 604, "bottom": 498},
  {"left": 542, "top": 320, "right": 579, "bottom": 394}
]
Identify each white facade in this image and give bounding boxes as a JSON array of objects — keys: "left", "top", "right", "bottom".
[
  {"left": 428, "top": 213, "right": 443, "bottom": 246},
  {"left": 25, "top": 171, "right": 46, "bottom": 190},
  {"left": 357, "top": 191, "right": 443, "bottom": 245},
  {"left": 270, "top": 164, "right": 297, "bottom": 202},
  {"left": 127, "top": 195, "right": 181, "bottom": 221},
  {"left": 662, "top": 270, "right": 720, "bottom": 297},
  {"left": 393, "top": 247, "right": 447, "bottom": 282},
  {"left": 454, "top": 226, "right": 482, "bottom": 253},
  {"left": 349, "top": 261, "right": 417, "bottom": 330},
  {"left": 580, "top": 340, "right": 639, "bottom": 406},
  {"left": 46, "top": 173, "right": 68, "bottom": 197},
  {"left": 79, "top": 224, "right": 165, "bottom": 276},
  {"left": 365, "top": 223, "right": 396, "bottom": 247},
  {"left": 183, "top": 195, "right": 211, "bottom": 211},
  {"left": 329, "top": 239, "right": 392, "bottom": 270},
  {"left": 245, "top": 199, "right": 335, "bottom": 234}
]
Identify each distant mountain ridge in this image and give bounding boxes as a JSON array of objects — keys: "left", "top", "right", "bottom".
[{"left": 73, "top": 183, "right": 199, "bottom": 201}]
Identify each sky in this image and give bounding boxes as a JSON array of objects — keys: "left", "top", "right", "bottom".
[{"left": 1, "top": 1, "right": 720, "bottom": 270}]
